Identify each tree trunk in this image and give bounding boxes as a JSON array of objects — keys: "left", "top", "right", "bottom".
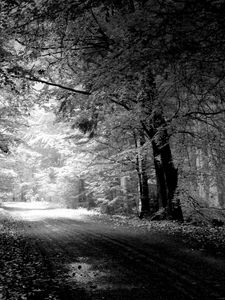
[
  {"left": 151, "top": 118, "right": 183, "bottom": 221},
  {"left": 134, "top": 131, "right": 150, "bottom": 217},
  {"left": 136, "top": 166, "right": 150, "bottom": 218},
  {"left": 152, "top": 141, "right": 168, "bottom": 209},
  {"left": 139, "top": 69, "right": 183, "bottom": 221},
  {"left": 120, "top": 176, "right": 132, "bottom": 214},
  {"left": 78, "top": 178, "right": 86, "bottom": 204}
]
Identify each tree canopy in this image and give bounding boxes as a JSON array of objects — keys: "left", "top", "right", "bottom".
[{"left": 0, "top": 0, "right": 225, "bottom": 219}]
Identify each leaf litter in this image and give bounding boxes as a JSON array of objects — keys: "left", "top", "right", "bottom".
[
  {"left": 0, "top": 211, "right": 60, "bottom": 300},
  {"left": 1, "top": 206, "right": 225, "bottom": 299},
  {"left": 88, "top": 212, "right": 225, "bottom": 257}
]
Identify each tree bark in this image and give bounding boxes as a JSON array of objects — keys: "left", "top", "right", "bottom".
[
  {"left": 120, "top": 176, "right": 132, "bottom": 214},
  {"left": 134, "top": 131, "right": 150, "bottom": 217},
  {"left": 151, "top": 120, "right": 183, "bottom": 221},
  {"left": 139, "top": 69, "right": 183, "bottom": 221}
]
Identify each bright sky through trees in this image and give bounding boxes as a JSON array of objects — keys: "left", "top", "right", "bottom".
[{"left": 0, "top": 0, "right": 225, "bottom": 220}]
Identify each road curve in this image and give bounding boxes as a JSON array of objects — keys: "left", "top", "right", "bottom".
[{"left": 2, "top": 202, "right": 225, "bottom": 300}]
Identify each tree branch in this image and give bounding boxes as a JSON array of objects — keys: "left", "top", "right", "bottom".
[
  {"left": 184, "top": 109, "right": 225, "bottom": 117},
  {"left": 109, "top": 96, "right": 130, "bottom": 110},
  {"left": 12, "top": 75, "right": 91, "bottom": 95}
]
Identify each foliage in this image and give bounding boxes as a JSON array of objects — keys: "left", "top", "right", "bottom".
[{"left": 0, "top": 0, "right": 225, "bottom": 217}]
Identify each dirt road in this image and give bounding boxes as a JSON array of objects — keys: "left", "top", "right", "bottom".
[{"left": 1, "top": 202, "right": 225, "bottom": 300}]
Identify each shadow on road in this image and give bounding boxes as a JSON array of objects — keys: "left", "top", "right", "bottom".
[
  {"left": 1, "top": 202, "right": 225, "bottom": 299},
  {"left": 18, "top": 216, "right": 225, "bottom": 300}
]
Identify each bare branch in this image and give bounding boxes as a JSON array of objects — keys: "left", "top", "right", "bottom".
[{"left": 12, "top": 75, "right": 91, "bottom": 95}]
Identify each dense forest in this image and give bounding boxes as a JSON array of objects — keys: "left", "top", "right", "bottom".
[{"left": 0, "top": 0, "right": 225, "bottom": 221}]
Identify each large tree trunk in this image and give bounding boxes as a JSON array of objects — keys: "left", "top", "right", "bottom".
[
  {"left": 139, "top": 69, "right": 183, "bottom": 221},
  {"left": 150, "top": 115, "right": 183, "bottom": 221},
  {"left": 134, "top": 131, "right": 150, "bottom": 217}
]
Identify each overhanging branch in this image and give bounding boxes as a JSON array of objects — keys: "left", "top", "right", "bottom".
[
  {"left": 27, "top": 76, "right": 91, "bottom": 95},
  {"left": 12, "top": 75, "right": 91, "bottom": 95}
]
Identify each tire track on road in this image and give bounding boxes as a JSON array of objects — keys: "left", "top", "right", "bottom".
[
  {"left": 4, "top": 205, "right": 225, "bottom": 300},
  {"left": 46, "top": 218, "right": 224, "bottom": 299}
]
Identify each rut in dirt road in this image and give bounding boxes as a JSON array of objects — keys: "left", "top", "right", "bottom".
[{"left": 1, "top": 202, "right": 225, "bottom": 300}]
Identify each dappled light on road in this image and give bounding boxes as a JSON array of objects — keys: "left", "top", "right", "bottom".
[
  {"left": 1, "top": 201, "right": 225, "bottom": 299},
  {"left": 67, "top": 257, "right": 107, "bottom": 287},
  {"left": 66, "top": 257, "right": 143, "bottom": 294},
  {"left": 1, "top": 202, "right": 99, "bottom": 222}
]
